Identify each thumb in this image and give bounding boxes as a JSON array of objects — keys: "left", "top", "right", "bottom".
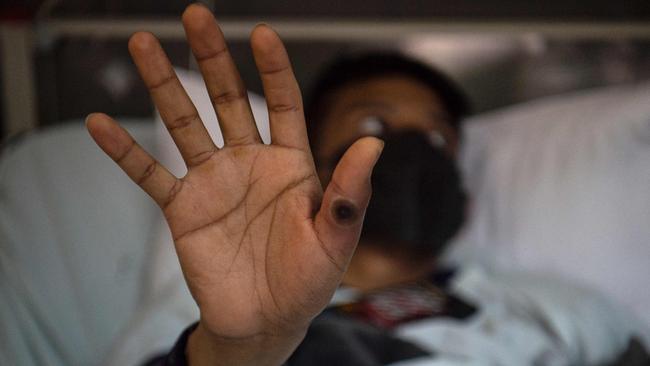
[{"left": 314, "top": 136, "right": 384, "bottom": 271}]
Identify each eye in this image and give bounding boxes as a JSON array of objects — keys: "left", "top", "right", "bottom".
[{"left": 359, "top": 116, "right": 387, "bottom": 136}]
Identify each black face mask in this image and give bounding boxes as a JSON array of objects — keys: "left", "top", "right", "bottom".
[{"left": 330, "top": 130, "right": 467, "bottom": 259}]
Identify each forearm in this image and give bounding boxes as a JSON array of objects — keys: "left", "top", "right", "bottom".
[{"left": 186, "top": 321, "right": 306, "bottom": 366}]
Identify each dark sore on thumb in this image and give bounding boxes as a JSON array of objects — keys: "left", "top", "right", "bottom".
[{"left": 331, "top": 199, "right": 359, "bottom": 225}]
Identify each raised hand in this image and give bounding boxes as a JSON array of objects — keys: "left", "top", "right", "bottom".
[{"left": 86, "top": 4, "right": 382, "bottom": 365}]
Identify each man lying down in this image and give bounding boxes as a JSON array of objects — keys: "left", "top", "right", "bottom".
[{"left": 86, "top": 4, "right": 650, "bottom": 366}]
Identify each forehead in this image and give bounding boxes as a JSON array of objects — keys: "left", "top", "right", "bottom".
[
  {"left": 331, "top": 76, "right": 442, "bottom": 110},
  {"left": 316, "top": 76, "right": 454, "bottom": 161}
]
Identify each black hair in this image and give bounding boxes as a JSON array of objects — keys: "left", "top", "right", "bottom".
[{"left": 305, "top": 51, "right": 471, "bottom": 154}]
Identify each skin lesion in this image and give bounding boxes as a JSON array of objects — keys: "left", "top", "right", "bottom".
[{"left": 331, "top": 199, "right": 359, "bottom": 225}]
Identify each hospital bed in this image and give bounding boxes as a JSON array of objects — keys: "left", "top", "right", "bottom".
[
  {"left": 1, "top": 9, "right": 650, "bottom": 365},
  {"left": 2, "top": 68, "right": 649, "bottom": 365}
]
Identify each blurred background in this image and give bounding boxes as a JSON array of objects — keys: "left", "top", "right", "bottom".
[
  {"left": 1, "top": 0, "right": 650, "bottom": 139},
  {"left": 2, "top": 2, "right": 650, "bottom": 365}
]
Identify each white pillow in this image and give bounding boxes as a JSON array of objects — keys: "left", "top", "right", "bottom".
[
  {"left": 448, "top": 82, "right": 650, "bottom": 328},
  {"left": 0, "top": 120, "right": 158, "bottom": 366}
]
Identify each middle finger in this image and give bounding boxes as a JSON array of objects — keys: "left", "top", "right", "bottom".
[{"left": 182, "top": 4, "right": 261, "bottom": 147}]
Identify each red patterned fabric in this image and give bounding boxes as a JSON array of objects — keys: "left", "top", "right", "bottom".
[{"left": 335, "top": 283, "right": 449, "bottom": 329}]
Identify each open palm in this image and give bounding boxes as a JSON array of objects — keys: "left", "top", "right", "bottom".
[{"left": 86, "top": 4, "right": 382, "bottom": 345}]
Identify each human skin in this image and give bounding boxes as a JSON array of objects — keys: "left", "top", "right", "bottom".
[
  {"left": 86, "top": 4, "right": 383, "bottom": 366},
  {"left": 314, "top": 76, "right": 461, "bottom": 292},
  {"left": 315, "top": 76, "right": 459, "bottom": 166}
]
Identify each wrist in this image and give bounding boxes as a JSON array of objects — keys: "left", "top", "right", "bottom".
[{"left": 187, "top": 321, "right": 307, "bottom": 366}]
